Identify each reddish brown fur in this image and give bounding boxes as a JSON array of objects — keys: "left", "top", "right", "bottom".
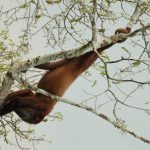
[
  {"left": 115, "top": 27, "right": 131, "bottom": 43},
  {"left": 115, "top": 27, "right": 131, "bottom": 34},
  {"left": 0, "top": 28, "right": 130, "bottom": 124}
]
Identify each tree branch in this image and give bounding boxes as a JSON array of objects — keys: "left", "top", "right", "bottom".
[
  {"left": 0, "top": 72, "right": 14, "bottom": 107},
  {"left": 0, "top": 0, "right": 149, "bottom": 114},
  {"left": 37, "top": 88, "right": 150, "bottom": 144},
  {"left": 127, "top": 1, "right": 149, "bottom": 28},
  {"left": 10, "top": 24, "right": 149, "bottom": 74},
  {"left": 0, "top": 24, "right": 149, "bottom": 109}
]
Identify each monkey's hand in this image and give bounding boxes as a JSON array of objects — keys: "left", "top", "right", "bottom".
[
  {"left": 115, "top": 27, "right": 131, "bottom": 34},
  {"left": 114, "top": 27, "right": 131, "bottom": 43}
]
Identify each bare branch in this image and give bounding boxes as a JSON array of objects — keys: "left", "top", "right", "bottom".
[
  {"left": 89, "top": 0, "right": 97, "bottom": 41},
  {"left": 11, "top": 24, "right": 150, "bottom": 74},
  {"left": 37, "top": 88, "right": 150, "bottom": 144},
  {"left": 0, "top": 72, "right": 14, "bottom": 107},
  {"left": 127, "top": 1, "right": 149, "bottom": 28},
  {"left": 0, "top": 24, "right": 149, "bottom": 107}
]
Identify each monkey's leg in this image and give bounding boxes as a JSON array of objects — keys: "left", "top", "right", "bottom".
[
  {"left": 13, "top": 96, "right": 47, "bottom": 124},
  {"left": 0, "top": 90, "right": 35, "bottom": 116},
  {"left": 0, "top": 94, "right": 45, "bottom": 124},
  {"left": 15, "top": 107, "right": 45, "bottom": 124},
  {"left": 5, "top": 89, "right": 34, "bottom": 101},
  {"left": 37, "top": 51, "right": 98, "bottom": 96},
  {"left": 0, "top": 97, "right": 19, "bottom": 116}
]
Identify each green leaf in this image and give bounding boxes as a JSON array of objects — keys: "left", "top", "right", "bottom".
[
  {"left": 69, "top": 18, "right": 80, "bottom": 23},
  {"left": 105, "top": 0, "right": 110, "bottom": 4},
  {"left": 45, "top": 25, "right": 50, "bottom": 32},
  {"left": 30, "top": 0, "right": 36, "bottom": 4},
  {"left": 141, "top": 2, "right": 147, "bottom": 6},
  {"left": 100, "top": 71, "right": 106, "bottom": 76},
  {"left": 121, "top": 47, "right": 130, "bottom": 55},
  {"left": 20, "top": 3, "right": 28, "bottom": 8},
  {"left": 54, "top": 0, "right": 62, "bottom": 3},
  {"left": 132, "top": 60, "right": 141, "bottom": 67},
  {"left": 84, "top": 70, "right": 91, "bottom": 77},
  {"left": 98, "top": 28, "right": 105, "bottom": 33},
  {"left": 0, "top": 41, "right": 6, "bottom": 51},
  {"left": 46, "top": 0, "right": 53, "bottom": 4},
  {"left": 99, "top": 66, "right": 106, "bottom": 69},
  {"left": 92, "top": 80, "right": 97, "bottom": 87},
  {"left": 46, "top": 0, "right": 61, "bottom": 4},
  {"left": 35, "top": 14, "right": 42, "bottom": 18},
  {"left": 79, "top": 7, "right": 89, "bottom": 13}
]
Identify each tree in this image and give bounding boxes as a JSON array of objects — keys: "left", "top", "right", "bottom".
[{"left": 0, "top": 0, "right": 150, "bottom": 149}]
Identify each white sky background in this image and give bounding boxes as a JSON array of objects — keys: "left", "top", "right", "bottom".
[{"left": 0, "top": 0, "right": 150, "bottom": 150}]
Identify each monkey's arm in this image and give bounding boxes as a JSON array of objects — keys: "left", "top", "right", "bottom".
[
  {"left": 35, "top": 58, "right": 74, "bottom": 70},
  {"left": 115, "top": 27, "right": 131, "bottom": 34},
  {"left": 35, "top": 27, "right": 131, "bottom": 70}
]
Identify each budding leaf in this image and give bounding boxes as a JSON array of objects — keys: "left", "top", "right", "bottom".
[
  {"left": 98, "top": 28, "right": 105, "bottom": 33},
  {"left": 122, "top": 47, "right": 130, "bottom": 55},
  {"left": 132, "top": 60, "right": 141, "bottom": 67},
  {"left": 20, "top": 3, "right": 28, "bottom": 8}
]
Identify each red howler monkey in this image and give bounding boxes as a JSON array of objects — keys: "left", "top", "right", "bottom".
[{"left": 0, "top": 28, "right": 130, "bottom": 124}]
